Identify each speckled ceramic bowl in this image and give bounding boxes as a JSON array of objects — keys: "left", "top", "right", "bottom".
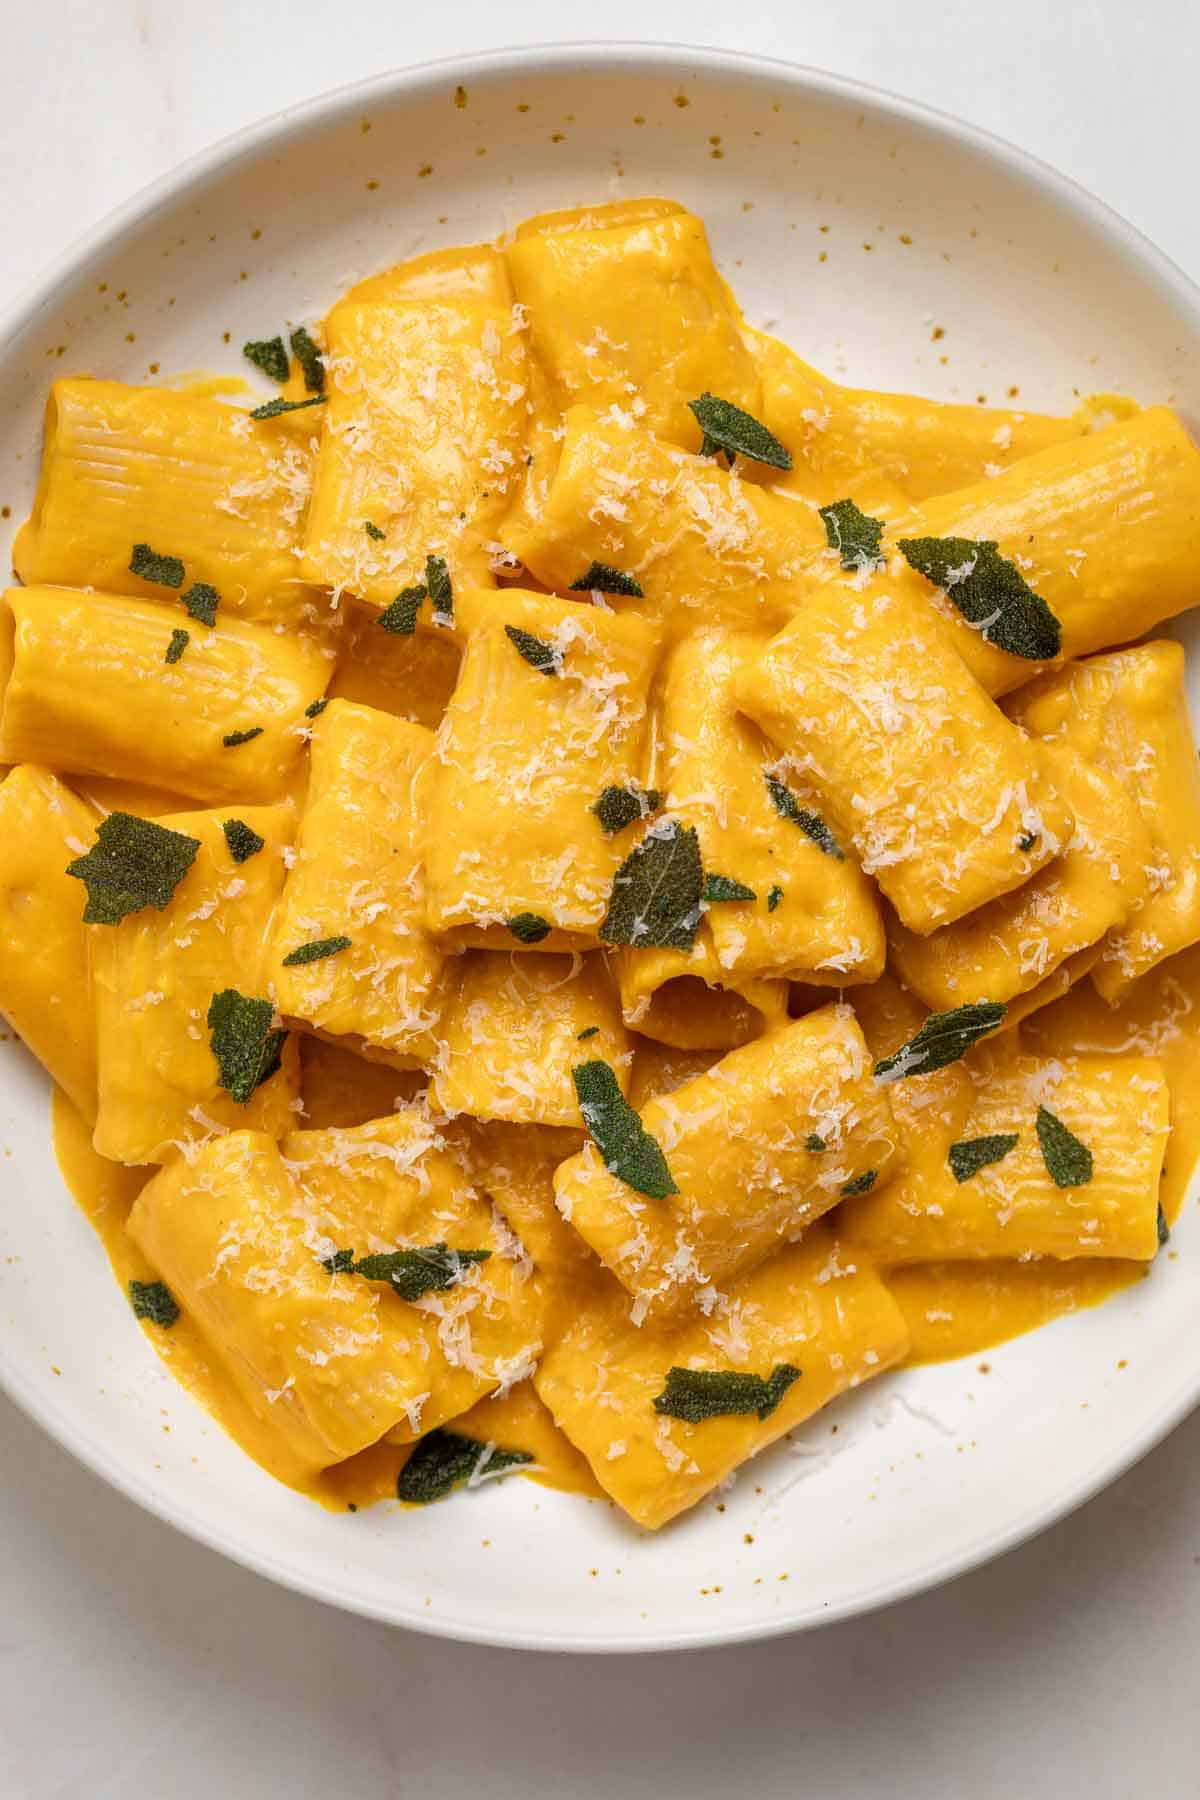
[{"left": 1, "top": 43, "right": 1198, "bottom": 1651}]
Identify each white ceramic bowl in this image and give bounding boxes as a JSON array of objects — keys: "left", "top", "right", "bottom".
[{"left": 1, "top": 43, "right": 1198, "bottom": 1653}]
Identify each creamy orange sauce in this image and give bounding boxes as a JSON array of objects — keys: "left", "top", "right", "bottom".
[{"left": 891, "top": 1260, "right": 1145, "bottom": 1363}]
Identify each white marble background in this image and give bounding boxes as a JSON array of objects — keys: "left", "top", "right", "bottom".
[{"left": 2, "top": 3, "right": 1200, "bottom": 1795}]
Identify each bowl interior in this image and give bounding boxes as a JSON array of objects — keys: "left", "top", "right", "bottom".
[{"left": 1, "top": 45, "right": 1197, "bottom": 1651}]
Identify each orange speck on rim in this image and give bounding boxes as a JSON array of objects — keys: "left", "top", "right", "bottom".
[
  {"left": 418, "top": 163, "right": 433, "bottom": 178},
  {"left": 124, "top": 332, "right": 135, "bottom": 343},
  {"left": 365, "top": 179, "right": 380, "bottom": 191},
  {"left": 931, "top": 325, "right": 945, "bottom": 341},
  {"left": 899, "top": 233, "right": 913, "bottom": 245},
  {"left": 633, "top": 114, "right": 646, "bottom": 125},
  {"left": 360, "top": 119, "right": 372, "bottom": 133},
  {"left": 550, "top": 132, "right": 565, "bottom": 143},
  {"left": 710, "top": 148, "right": 724, "bottom": 159},
  {"left": 454, "top": 85, "right": 468, "bottom": 108},
  {"left": 516, "top": 102, "right": 530, "bottom": 113},
  {"left": 97, "top": 282, "right": 108, "bottom": 293},
  {"left": 222, "top": 331, "right": 231, "bottom": 344},
  {"left": 475, "top": 146, "right": 487, "bottom": 157},
  {"left": 673, "top": 94, "right": 690, "bottom": 108},
  {"left": 148, "top": 362, "right": 160, "bottom": 375}
]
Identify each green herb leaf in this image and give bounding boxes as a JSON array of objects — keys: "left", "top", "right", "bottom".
[
  {"left": 66, "top": 813, "right": 200, "bottom": 925},
  {"left": 898, "top": 536, "right": 1061, "bottom": 661},
  {"left": 1157, "top": 1203, "right": 1170, "bottom": 1248},
  {"left": 290, "top": 325, "right": 325, "bottom": 393},
  {"left": 767, "top": 885, "right": 785, "bottom": 912},
  {"left": 364, "top": 520, "right": 386, "bottom": 540},
  {"left": 577, "top": 1025, "right": 600, "bottom": 1041},
  {"left": 507, "top": 913, "right": 552, "bottom": 944},
  {"left": 764, "top": 773, "right": 843, "bottom": 859},
  {"left": 1035, "top": 1105, "right": 1093, "bottom": 1188},
  {"left": 182, "top": 582, "right": 219, "bottom": 627},
  {"left": 165, "top": 628, "right": 190, "bottom": 665},
  {"left": 874, "top": 1001, "right": 1006, "bottom": 1084},
  {"left": 322, "top": 1248, "right": 355, "bottom": 1274},
  {"left": 573, "top": 1059, "right": 679, "bottom": 1199},
  {"left": 249, "top": 395, "right": 328, "bottom": 421},
  {"left": 653, "top": 1363, "right": 800, "bottom": 1424},
  {"left": 305, "top": 697, "right": 328, "bottom": 719},
  {"left": 1017, "top": 829, "right": 1039, "bottom": 852},
  {"left": 223, "top": 727, "right": 263, "bottom": 748},
  {"left": 840, "top": 1169, "right": 878, "bottom": 1197},
  {"left": 129, "top": 1279, "right": 180, "bottom": 1328},
  {"left": 569, "top": 560, "right": 644, "bottom": 597},
  {"left": 282, "top": 935, "right": 352, "bottom": 967},
  {"left": 207, "top": 988, "right": 286, "bottom": 1104},
  {"left": 505, "top": 623, "right": 560, "bottom": 676},
  {"left": 397, "top": 1429, "right": 533, "bottom": 1504},
  {"left": 377, "top": 585, "right": 426, "bottom": 634},
  {"left": 599, "top": 819, "right": 704, "bottom": 951},
  {"left": 948, "top": 1133, "right": 1019, "bottom": 1183},
  {"left": 819, "top": 498, "right": 886, "bottom": 570},
  {"left": 689, "top": 393, "right": 792, "bottom": 470},
  {"left": 129, "top": 542, "right": 184, "bottom": 588},
  {"left": 805, "top": 1133, "right": 827, "bottom": 1152},
  {"left": 350, "top": 1243, "right": 492, "bottom": 1303},
  {"left": 221, "top": 818, "right": 265, "bottom": 864},
  {"left": 425, "top": 554, "right": 453, "bottom": 625},
  {"left": 591, "top": 784, "right": 661, "bottom": 836},
  {"left": 702, "top": 873, "right": 756, "bottom": 903},
  {"left": 243, "top": 337, "right": 289, "bottom": 383}
]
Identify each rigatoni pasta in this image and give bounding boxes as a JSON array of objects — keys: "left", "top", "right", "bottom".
[{"left": 2, "top": 195, "right": 1195, "bottom": 1533}]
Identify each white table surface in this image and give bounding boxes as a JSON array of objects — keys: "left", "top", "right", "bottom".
[{"left": 2, "top": 3, "right": 1199, "bottom": 1794}]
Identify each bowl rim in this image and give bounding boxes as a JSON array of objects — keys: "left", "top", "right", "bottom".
[{"left": 3, "top": 38, "right": 1200, "bottom": 1654}]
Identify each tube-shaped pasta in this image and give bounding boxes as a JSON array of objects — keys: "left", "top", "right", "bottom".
[
  {"left": 327, "top": 606, "right": 460, "bottom": 730},
  {"left": 611, "top": 936, "right": 790, "bottom": 1051},
  {"left": 0, "top": 765, "right": 99, "bottom": 1118},
  {"left": 301, "top": 283, "right": 537, "bottom": 608},
  {"left": 423, "top": 588, "right": 659, "bottom": 944},
  {"left": 14, "top": 378, "right": 318, "bottom": 629},
  {"left": 1009, "top": 642, "right": 1200, "bottom": 997},
  {"left": 127, "top": 1130, "right": 446, "bottom": 1468},
  {"left": 432, "top": 952, "right": 630, "bottom": 1126},
  {"left": 282, "top": 1110, "right": 544, "bottom": 1441},
  {"left": 888, "top": 747, "right": 1153, "bottom": 1008},
  {"left": 657, "top": 628, "right": 884, "bottom": 984},
  {"left": 734, "top": 577, "right": 1072, "bottom": 933},
  {"left": 341, "top": 242, "right": 515, "bottom": 307},
  {"left": 534, "top": 1224, "right": 909, "bottom": 1529},
  {"left": 90, "top": 803, "right": 299, "bottom": 1164},
  {"left": 555, "top": 1003, "right": 899, "bottom": 1314},
  {"left": 506, "top": 407, "right": 826, "bottom": 642},
  {"left": 464, "top": 1119, "right": 590, "bottom": 1282},
  {"left": 889, "top": 407, "right": 1200, "bottom": 696},
  {"left": 270, "top": 701, "right": 445, "bottom": 1067},
  {"left": 0, "top": 586, "right": 330, "bottom": 804},
  {"left": 627, "top": 1038, "right": 721, "bottom": 1108},
  {"left": 749, "top": 329, "right": 1081, "bottom": 503},
  {"left": 507, "top": 205, "right": 760, "bottom": 452},
  {"left": 840, "top": 1038, "right": 1168, "bottom": 1264}
]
